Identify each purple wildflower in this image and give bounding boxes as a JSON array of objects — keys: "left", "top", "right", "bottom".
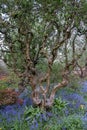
[
  {"left": 41, "top": 113, "right": 47, "bottom": 121},
  {"left": 46, "top": 112, "right": 53, "bottom": 117},
  {"left": 23, "top": 97, "right": 33, "bottom": 106},
  {"left": 64, "top": 109, "right": 69, "bottom": 116},
  {"left": 81, "top": 81, "right": 87, "bottom": 93},
  {"left": 34, "top": 119, "right": 38, "bottom": 128},
  {"left": 30, "top": 125, "right": 35, "bottom": 130}
]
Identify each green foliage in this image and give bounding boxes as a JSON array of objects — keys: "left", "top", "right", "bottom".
[
  {"left": 0, "top": 119, "right": 28, "bottom": 130},
  {"left": 0, "top": 0, "right": 86, "bottom": 75},
  {"left": 0, "top": 0, "right": 87, "bottom": 109},
  {"left": 44, "top": 115, "right": 83, "bottom": 130},
  {"left": 61, "top": 115, "right": 83, "bottom": 130},
  {"left": 53, "top": 97, "right": 68, "bottom": 113},
  {"left": 0, "top": 0, "right": 86, "bottom": 74},
  {"left": 69, "top": 74, "right": 80, "bottom": 90},
  {"left": 0, "top": 71, "right": 19, "bottom": 90},
  {"left": 0, "top": 114, "right": 83, "bottom": 130},
  {"left": 51, "top": 62, "right": 63, "bottom": 83},
  {"left": 0, "top": 81, "right": 8, "bottom": 90},
  {"left": 0, "top": 76, "right": 11, "bottom": 90},
  {"left": 24, "top": 106, "right": 43, "bottom": 122},
  {"left": 10, "top": 120, "right": 28, "bottom": 130},
  {"left": 7, "top": 70, "right": 20, "bottom": 88},
  {"left": 36, "top": 60, "right": 48, "bottom": 73},
  {"left": 36, "top": 62, "right": 63, "bottom": 83}
]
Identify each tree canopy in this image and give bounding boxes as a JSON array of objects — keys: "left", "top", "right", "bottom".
[{"left": 0, "top": 0, "right": 87, "bottom": 108}]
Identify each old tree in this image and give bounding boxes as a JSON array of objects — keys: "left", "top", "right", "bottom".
[{"left": 0, "top": 0, "right": 87, "bottom": 108}]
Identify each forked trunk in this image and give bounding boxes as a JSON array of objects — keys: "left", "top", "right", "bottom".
[{"left": 30, "top": 71, "right": 69, "bottom": 109}]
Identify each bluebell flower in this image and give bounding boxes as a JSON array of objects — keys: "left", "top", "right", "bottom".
[
  {"left": 34, "top": 119, "right": 38, "bottom": 128},
  {"left": 5, "top": 105, "right": 13, "bottom": 111},
  {"left": 64, "top": 93, "right": 85, "bottom": 108},
  {"left": 23, "top": 97, "right": 33, "bottom": 107},
  {"left": 6, "top": 116, "right": 12, "bottom": 123},
  {"left": 81, "top": 115, "right": 87, "bottom": 129},
  {"left": 39, "top": 115, "right": 42, "bottom": 122},
  {"left": 30, "top": 119, "right": 39, "bottom": 130},
  {"left": 5, "top": 108, "right": 16, "bottom": 116},
  {"left": 80, "top": 81, "right": 87, "bottom": 93},
  {"left": 46, "top": 112, "right": 53, "bottom": 117},
  {"left": 30, "top": 124, "right": 35, "bottom": 130},
  {"left": 41, "top": 113, "right": 47, "bottom": 121},
  {"left": 64, "top": 109, "right": 69, "bottom": 116}
]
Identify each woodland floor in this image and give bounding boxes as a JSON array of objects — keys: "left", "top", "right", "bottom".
[{"left": 0, "top": 72, "right": 87, "bottom": 129}]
